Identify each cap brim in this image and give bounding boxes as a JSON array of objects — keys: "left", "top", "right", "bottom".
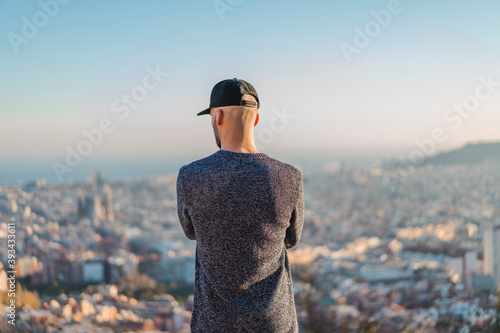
[{"left": 197, "top": 108, "right": 211, "bottom": 116}]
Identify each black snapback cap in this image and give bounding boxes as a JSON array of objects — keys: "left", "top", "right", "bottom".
[{"left": 197, "top": 78, "right": 260, "bottom": 116}]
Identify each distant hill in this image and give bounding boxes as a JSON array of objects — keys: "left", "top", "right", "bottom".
[{"left": 424, "top": 142, "right": 500, "bottom": 165}]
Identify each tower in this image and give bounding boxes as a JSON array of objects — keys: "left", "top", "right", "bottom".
[
  {"left": 92, "top": 171, "right": 103, "bottom": 193},
  {"left": 103, "top": 184, "right": 114, "bottom": 221},
  {"left": 483, "top": 225, "right": 500, "bottom": 287}
]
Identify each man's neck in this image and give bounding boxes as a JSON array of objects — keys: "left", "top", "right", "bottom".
[{"left": 220, "top": 142, "right": 260, "bottom": 153}]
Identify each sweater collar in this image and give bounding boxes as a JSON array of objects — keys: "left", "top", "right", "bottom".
[{"left": 214, "top": 149, "right": 268, "bottom": 159}]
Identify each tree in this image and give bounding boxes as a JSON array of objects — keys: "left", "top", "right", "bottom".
[
  {"left": 0, "top": 283, "right": 40, "bottom": 309},
  {"left": 358, "top": 318, "right": 379, "bottom": 333},
  {"left": 118, "top": 272, "right": 164, "bottom": 300}
]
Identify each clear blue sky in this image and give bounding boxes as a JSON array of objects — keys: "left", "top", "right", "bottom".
[{"left": 1, "top": 0, "right": 500, "bottom": 162}]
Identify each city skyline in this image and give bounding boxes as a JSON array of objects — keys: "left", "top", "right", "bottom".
[{"left": 2, "top": 156, "right": 499, "bottom": 331}]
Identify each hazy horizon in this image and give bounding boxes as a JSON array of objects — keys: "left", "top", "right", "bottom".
[{"left": 3, "top": 139, "right": 497, "bottom": 185}]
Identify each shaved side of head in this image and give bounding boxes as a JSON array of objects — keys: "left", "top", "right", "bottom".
[{"left": 210, "top": 94, "right": 260, "bottom": 152}]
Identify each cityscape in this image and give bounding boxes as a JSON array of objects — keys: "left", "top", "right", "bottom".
[
  {"left": 2, "top": 1, "right": 500, "bottom": 332},
  {"left": 1, "top": 153, "right": 499, "bottom": 332}
]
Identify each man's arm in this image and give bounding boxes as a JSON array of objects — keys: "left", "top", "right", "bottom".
[
  {"left": 176, "top": 166, "right": 196, "bottom": 240},
  {"left": 285, "top": 171, "right": 304, "bottom": 249}
]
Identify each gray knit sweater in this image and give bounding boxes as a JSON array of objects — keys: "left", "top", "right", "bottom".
[{"left": 176, "top": 149, "right": 304, "bottom": 333}]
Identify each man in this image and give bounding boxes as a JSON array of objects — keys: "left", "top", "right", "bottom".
[{"left": 177, "top": 78, "right": 304, "bottom": 332}]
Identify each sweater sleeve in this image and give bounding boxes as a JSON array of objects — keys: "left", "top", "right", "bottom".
[
  {"left": 285, "top": 171, "right": 304, "bottom": 249},
  {"left": 177, "top": 166, "right": 196, "bottom": 240}
]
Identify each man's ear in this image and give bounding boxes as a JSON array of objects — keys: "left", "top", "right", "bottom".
[
  {"left": 254, "top": 112, "right": 259, "bottom": 127},
  {"left": 216, "top": 108, "right": 223, "bottom": 125}
]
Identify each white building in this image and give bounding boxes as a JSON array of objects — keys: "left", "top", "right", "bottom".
[
  {"left": 483, "top": 225, "right": 500, "bottom": 287},
  {"left": 465, "top": 251, "right": 477, "bottom": 274},
  {"left": 465, "top": 250, "right": 478, "bottom": 289},
  {"left": 83, "top": 261, "right": 105, "bottom": 282},
  {"left": 359, "top": 265, "right": 413, "bottom": 282}
]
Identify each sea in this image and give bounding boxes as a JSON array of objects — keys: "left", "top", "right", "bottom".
[{"left": 1, "top": 154, "right": 379, "bottom": 186}]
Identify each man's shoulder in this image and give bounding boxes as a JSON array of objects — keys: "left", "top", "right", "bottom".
[
  {"left": 258, "top": 156, "right": 302, "bottom": 185},
  {"left": 265, "top": 155, "right": 301, "bottom": 174},
  {"left": 178, "top": 153, "right": 218, "bottom": 178}
]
